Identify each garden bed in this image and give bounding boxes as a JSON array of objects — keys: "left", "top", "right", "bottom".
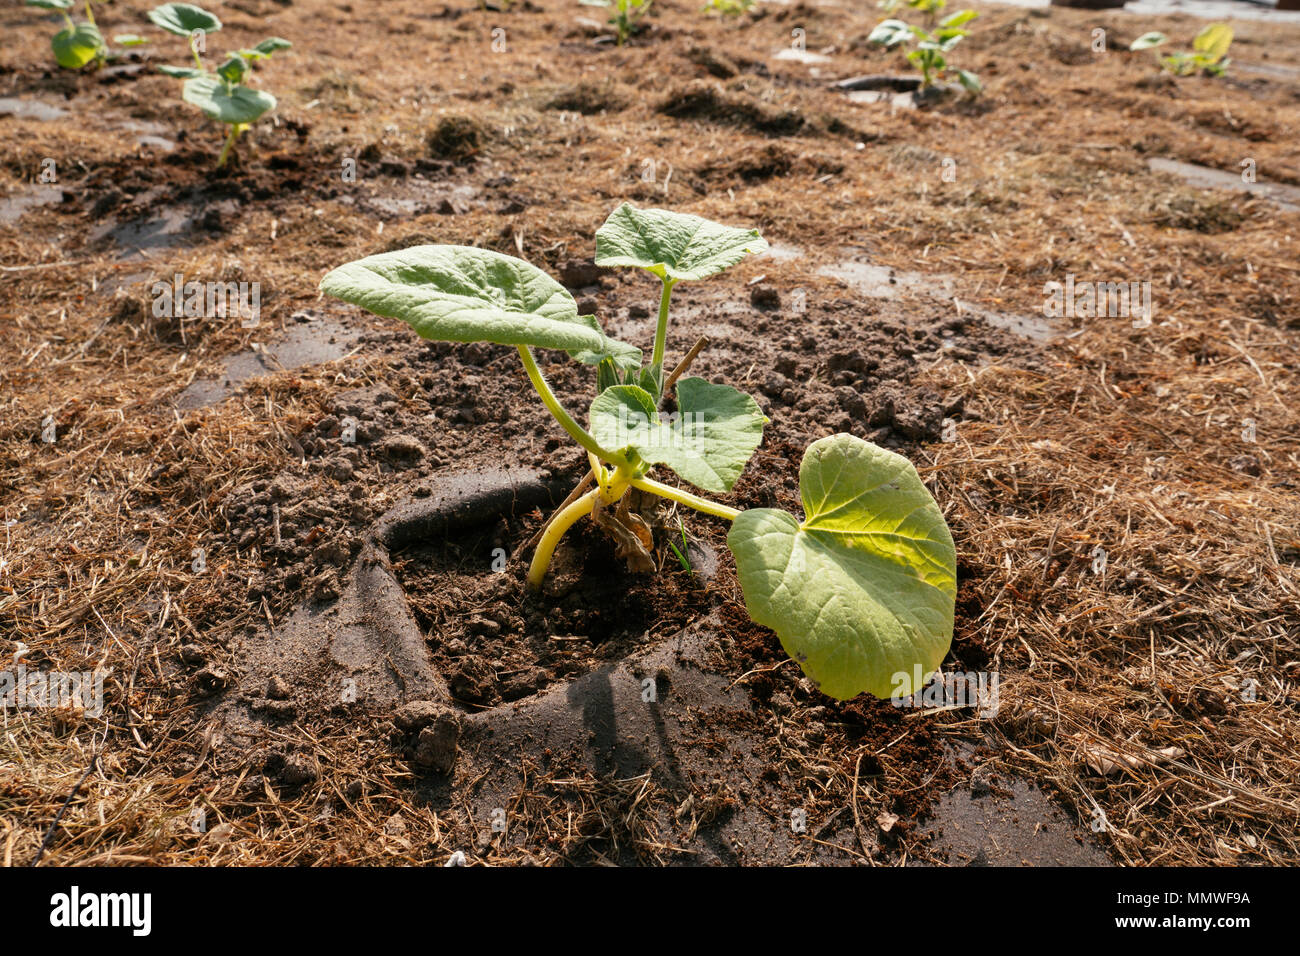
[{"left": 2, "top": 0, "right": 1299, "bottom": 866}]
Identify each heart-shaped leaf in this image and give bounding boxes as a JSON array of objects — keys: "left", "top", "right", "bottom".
[
  {"left": 728, "top": 434, "right": 956, "bottom": 700},
  {"left": 148, "top": 3, "right": 222, "bottom": 37},
  {"left": 594, "top": 203, "right": 769, "bottom": 282},
  {"left": 182, "top": 75, "right": 275, "bottom": 125},
  {"left": 320, "top": 245, "right": 641, "bottom": 370},
  {"left": 52, "top": 23, "right": 104, "bottom": 69},
  {"left": 589, "top": 378, "right": 766, "bottom": 492}
]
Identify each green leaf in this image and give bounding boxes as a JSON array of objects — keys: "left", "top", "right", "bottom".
[
  {"left": 148, "top": 3, "right": 222, "bottom": 37},
  {"left": 320, "top": 245, "right": 641, "bottom": 370},
  {"left": 237, "top": 38, "right": 291, "bottom": 60},
  {"left": 638, "top": 363, "right": 664, "bottom": 401},
  {"left": 52, "top": 23, "right": 104, "bottom": 69},
  {"left": 594, "top": 203, "right": 769, "bottom": 282},
  {"left": 26, "top": 0, "right": 74, "bottom": 10},
  {"left": 567, "top": 320, "right": 644, "bottom": 370},
  {"left": 1129, "top": 32, "right": 1166, "bottom": 51},
  {"left": 216, "top": 54, "right": 248, "bottom": 84},
  {"left": 159, "top": 64, "right": 204, "bottom": 78},
  {"left": 182, "top": 75, "right": 275, "bottom": 125},
  {"left": 597, "top": 358, "right": 622, "bottom": 394},
  {"left": 114, "top": 34, "right": 151, "bottom": 46},
  {"left": 955, "top": 69, "right": 981, "bottom": 92},
  {"left": 589, "top": 378, "right": 767, "bottom": 492},
  {"left": 253, "top": 36, "right": 292, "bottom": 55},
  {"left": 1193, "top": 23, "right": 1232, "bottom": 62},
  {"left": 938, "top": 9, "right": 978, "bottom": 28},
  {"left": 868, "top": 18, "right": 913, "bottom": 48},
  {"left": 728, "top": 434, "right": 956, "bottom": 700}
]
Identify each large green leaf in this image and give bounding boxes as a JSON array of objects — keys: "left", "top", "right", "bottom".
[
  {"left": 148, "top": 3, "right": 222, "bottom": 37},
  {"left": 728, "top": 434, "right": 956, "bottom": 700},
  {"left": 589, "top": 378, "right": 766, "bottom": 492},
  {"left": 320, "top": 245, "right": 641, "bottom": 369},
  {"left": 1193, "top": 23, "right": 1232, "bottom": 62},
  {"left": 26, "top": 0, "right": 74, "bottom": 10},
  {"left": 52, "top": 23, "right": 104, "bottom": 69},
  {"left": 182, "top": 76, "right": 275, "bottom": 125},
  {"left": 594, "top": 203, "right": 768, "bottom": 282}
]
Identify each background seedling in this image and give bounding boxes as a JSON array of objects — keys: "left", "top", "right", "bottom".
[
  {"left": 150, "top": 3, "right": 291, "bottom": 167},
  {"left": 702, "top": 0, "right": 755, "bottom": 17},
  {"left": 1130, "top": 23, "right": 1233, "bottom": 77},
  {"left": 321, "top": 204, "right": 958, "bottom": 701},
  {"left": 26, "top": 0, "right": 107, "bottom": 70},
  {"left": 580, "top": 0, "right": 651, "bottom": 46},
  {"left": 869, "top": 9, "right": 981, "bottom": 92}
]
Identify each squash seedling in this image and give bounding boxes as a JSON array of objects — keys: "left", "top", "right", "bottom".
[
  {"left": 702, "top": 0, "right": 755, "bottom": 17},
  {"left": 879, "top": 0, "right": 948, "bottom": 26},
  {"left": 579, "top": 0, "right": 651, "bottom": 46},
  {"left": 150, "top": 3, "right": 291, "bottom": 167},
  {"left": 25, "top": 0, "right": 107, "bottom": 70},
  {"left": 1130, "top": 23, "right": 1232, "bottom": 77},
  {"left": 320, "top": 204, "right": 958, "bottom": 702},
  {"left": 869, "top": 10, "right": 981, "bottom": 93}
]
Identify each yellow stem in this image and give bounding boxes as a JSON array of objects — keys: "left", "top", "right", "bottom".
[
  {"left": 630, "top": 477, "right": 740, "bottom": 522},
  {"left": 517, "top": 346, "right": 625, "bottom": 467},
  {"left": 526, "top": 475, "right": 631, "bottom": 591}
]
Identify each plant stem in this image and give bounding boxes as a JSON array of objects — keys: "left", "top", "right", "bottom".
[
  {"left": 526, "top": 490, "right": 599, "bottom": 591},
  {"left": 630, "top": 476, "right": 740, "bottom": 521},
  {"left": 84, "top": 0, "right": 95, "bottom": 25},
  {"left": 651, "top": 277, "right": 675, "bottom": 371},
  {"left": 517, "top": 346, "right": 625, "bottom": 466},
  {"left": 216, "top": 124, "right": 240, "bottom": 168}
]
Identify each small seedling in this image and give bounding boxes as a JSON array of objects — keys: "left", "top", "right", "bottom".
[
  {"left": 702, "top": 0, "right": 755, "bottom": 16},
  {"left": 1130, "top": 23, "right": 1232, "bottom": 77},
  {"left": 26, "top": 0, "right": 108, "bottom": 69},
  {"left": 880, "top": 0, "right": 948, "bottom": 25},
  {"left": 150, "top": 3, "right": 291, "bottom": 167},
  {"left": 869, "top": 10, "right": 981, "bottom": 92},
  {"left": 580, "top": 0, "right": 651, "bottom": 46},
  {"left": 321, "top": 204, "right": 958, "bottom": 701},
  {"left": 666, "top": 517, "right": 692, "bottom": 573}
]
